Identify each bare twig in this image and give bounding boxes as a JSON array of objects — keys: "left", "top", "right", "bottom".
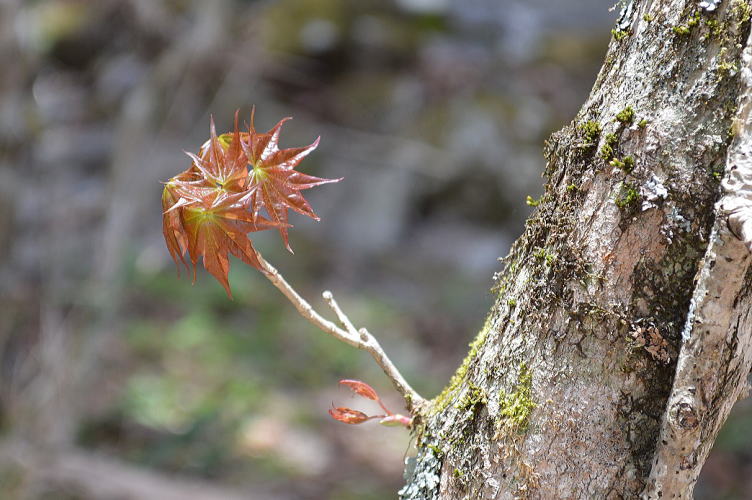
[
  {"left": 322, "top": 290, "right": 359, "bottom": 337},
  {"left": 256, "top": 253, "right": 425, "bottom": 412}
]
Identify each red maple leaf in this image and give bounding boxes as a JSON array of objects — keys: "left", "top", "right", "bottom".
[
  {"left": 339, "top": 379, "right": 380, "bottom": 402},
  {"left": 239, "top": 109, "right": 341, "bottom": 252},
  {"left": 328, "top": 406, "right": 372, "bottom": 424},
  {"left": 175, "top": 189, "right": 278, "bottom": 297},
  {"left": 188, "top": 111, "right": 249, "bottom": 194}
]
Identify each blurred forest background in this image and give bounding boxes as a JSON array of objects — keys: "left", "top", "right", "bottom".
[{"left": 0, "top": 0, "right": 750, "bottom": 498}]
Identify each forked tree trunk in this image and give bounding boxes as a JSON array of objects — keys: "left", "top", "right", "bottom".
[{"left": 402, "top": 1, "right": 752, "bottom": 498}]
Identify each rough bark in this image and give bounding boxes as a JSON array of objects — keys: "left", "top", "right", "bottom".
[
  {"left": 644, "top": 23, "right": 752, "bottom": 497},
  {"left": 402, "top": 1, "right": 752, "bottom": 498}
]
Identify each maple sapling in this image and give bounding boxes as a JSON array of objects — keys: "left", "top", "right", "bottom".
[{"left": 161, "top": 109, "right": 425, "bottom": 418}]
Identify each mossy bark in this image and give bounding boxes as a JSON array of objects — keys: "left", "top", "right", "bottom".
[{"left": 402, "top": 1, "right": 752, "bottom": 498}]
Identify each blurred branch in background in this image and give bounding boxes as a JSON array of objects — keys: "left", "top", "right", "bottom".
[{"left": 0, "top": 439, "right": 256, "bottom": 500}]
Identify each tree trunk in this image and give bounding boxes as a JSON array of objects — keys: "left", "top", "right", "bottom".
[{"left": 402, "top": 1, "right": 752, "bottom": 498}]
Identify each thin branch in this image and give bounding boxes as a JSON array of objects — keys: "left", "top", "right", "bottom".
[
  {"left": 322, "top": 290, "right": 359, "bottom": 337},
  {"left": 256, "top": 253, "right": 425, "bottom": 412}
]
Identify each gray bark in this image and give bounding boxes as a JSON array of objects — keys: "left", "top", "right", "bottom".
[{"left": 402, "top": 1, "right": 752, "bottom": 498}]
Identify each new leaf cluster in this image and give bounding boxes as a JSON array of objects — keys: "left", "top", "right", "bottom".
[
  {"left": 162, "top": 110, "right": 340, "bottom": 297},
  {"left": 329, "top": 379, "right": 412, "bottom": 428}
]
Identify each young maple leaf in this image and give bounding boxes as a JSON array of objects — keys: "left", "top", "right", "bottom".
[
  {"left": 328, "top": 406, "right": 372, "bottom": 424},
  {"left": 188, "top": 111, "right": 249, "bottom": 194},
  {"left": 339, "top": 379, "right": 380, "bottom": 401},
  {"left": 327, "top": 379, "right": 413, "bottom": 428},
  {"left": 238, "top": 109, "right": 342, "bottom": 252},
  {"left": 162, "top": 180, "right": 189, "bottom": 275},
  {"left": 176, "top": 189, "right": 279, "bottom": 298}
]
